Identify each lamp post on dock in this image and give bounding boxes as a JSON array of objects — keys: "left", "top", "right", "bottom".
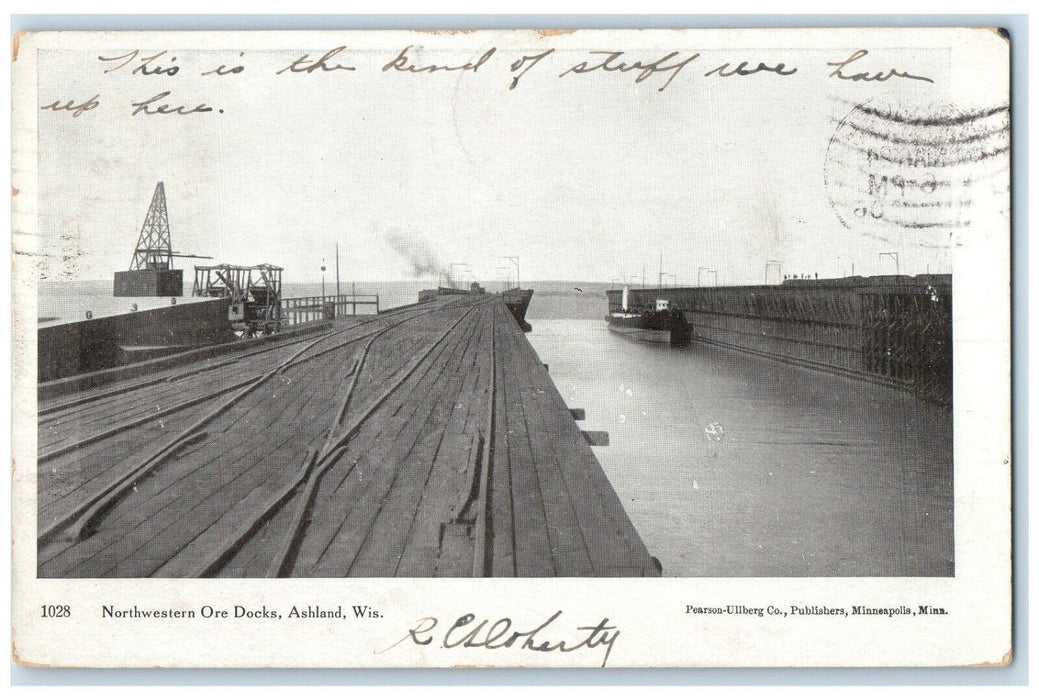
[
  {"left": 321, "top": 262, "right": 326, "bottom": 298},
  {"left": 879, "top": 252, "right": 900, "bottom": 275},
  {"left": 450, "top": 262, "right": 468, "bottom": 290},
  {"left": 500, "top": 256, "right": 520, "bottom": 290},
  {"left": 765, "top": 260, "right": 782, "bottom": 285}
]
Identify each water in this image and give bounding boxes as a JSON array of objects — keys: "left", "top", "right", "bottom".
[
  {"left": 527, "top": 318, "right": 953, "bottom": 578},
  {"left": 36, "top": 279, "right": 433, "bottom": 326}
]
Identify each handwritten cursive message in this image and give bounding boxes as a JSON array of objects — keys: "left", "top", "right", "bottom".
[
  {"left": 40, "top": 46, "right": 935, "bottom": 119},
  {"left": 377, "top": 610, "right": 621, "bottom": 667}
]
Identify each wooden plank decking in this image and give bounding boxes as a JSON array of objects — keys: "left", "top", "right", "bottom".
[{"left": 37, "top": 294, "right": 660, "bottom": 578}]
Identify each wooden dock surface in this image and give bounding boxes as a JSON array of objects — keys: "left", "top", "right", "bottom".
[{"left": 37, "top": 295, "right": 660, "bottom": 578}]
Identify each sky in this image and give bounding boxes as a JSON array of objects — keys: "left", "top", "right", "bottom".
[{"left": 28, "top": 29, "right": 1008, "bottom": 286}]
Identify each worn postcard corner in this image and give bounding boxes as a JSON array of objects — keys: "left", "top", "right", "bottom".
[{"left": 10, "top": 26, "right": 1011, "bottom": 669}]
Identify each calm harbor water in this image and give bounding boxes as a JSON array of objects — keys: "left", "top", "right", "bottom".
[{"left": 527, "top": 318, "right": 953, "bottom": 578}]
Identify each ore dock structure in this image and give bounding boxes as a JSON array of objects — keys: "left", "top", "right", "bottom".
[{"left": 38, "top": 292, "right": 659, "bottom": 578}]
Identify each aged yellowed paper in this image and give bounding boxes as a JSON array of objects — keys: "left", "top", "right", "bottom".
[{"left": 12, "top": 28, "right": 1010, "bottom": 667}]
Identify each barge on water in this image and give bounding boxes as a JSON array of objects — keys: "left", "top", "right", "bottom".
[
  {"left": 606, "top": 274, "right": 953, "bottom": 404},
  {"left": 605, "top": 286, "right": 691, "bottom": 346}
]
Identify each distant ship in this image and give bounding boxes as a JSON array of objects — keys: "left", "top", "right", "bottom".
[
  {"left": 418, "top": 282, "right": 486, "bottom": 303},
  {"left": 417, "top": 284, "right": 534, "bottom": 332},
  {"left": 605, "top": 287, "right": 691, "bottom": 346}
]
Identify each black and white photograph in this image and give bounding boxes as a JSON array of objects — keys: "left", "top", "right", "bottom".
[{"left": 11, "top": 26, "right": 1012, "bottom": 668}]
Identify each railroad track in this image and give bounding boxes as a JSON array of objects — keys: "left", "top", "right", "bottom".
[
  {"left": 37, "top": 299, "right": 464, "bottom": 425},
  {"left": 36, "top": 300, "right": 479, "bottom": 456},
  {"left": 37, "top": 297, "right": 496, "bottom": 577},
  {"left": 191, "top": 300, "right": 489, "bottom": 578},
  {"left": 38, "top": 294, "right": 664, "bottom": 579},
  {"left": 310, "top": 302, "right": 496, "bottom": 578},
  {"left": 37, "top": 332, "right": 330, "bottom": 419}
]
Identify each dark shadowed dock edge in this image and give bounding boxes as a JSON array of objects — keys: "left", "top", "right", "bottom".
[{"left": 37, "top": 293, "right": 660, "bottom": 578}]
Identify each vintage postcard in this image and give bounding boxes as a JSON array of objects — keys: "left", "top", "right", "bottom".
[{"left": 11, "top": 27, "right": 1011, "bottom": 668}]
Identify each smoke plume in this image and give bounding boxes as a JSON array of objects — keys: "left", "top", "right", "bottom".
[{"left": 382, "top": 227, "right": 451, "bottom": 284}]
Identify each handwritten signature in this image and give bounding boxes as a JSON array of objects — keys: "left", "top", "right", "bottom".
[{"left": 378, "top": 611, "right": 620, "bottom": 667}]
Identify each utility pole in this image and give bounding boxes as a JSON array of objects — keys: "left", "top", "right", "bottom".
[
  {"left": 335, "top": 242, "right": 341, "bottom": 298},
  {"left": 505, "top": 256, "right": 520, "bottom": 289},
  {"left": 450, "top": 262, "right": 467, "bottom": 289},
  {"left": 765, "top": 260, "right": 782, "bottom": 285},
  {"left": 879, "top": 252, "right": 900, "bottom": 275}
]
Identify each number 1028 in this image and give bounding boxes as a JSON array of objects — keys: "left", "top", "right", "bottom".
[{"left": 41, "top": 604, "right": 70, "bottom": 618}]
